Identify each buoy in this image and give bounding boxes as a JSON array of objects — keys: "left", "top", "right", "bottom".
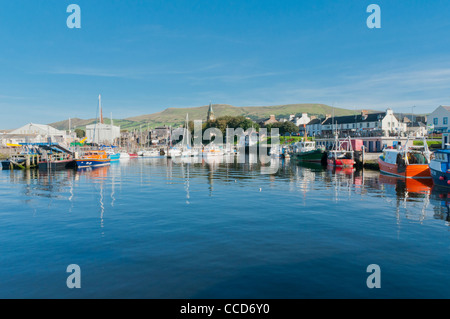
[
  {"left": 447, "top": 180, "right": 450, "bottom": 185},
  {"left": 440, "top": 176, "right": 445, "bottom": 181},
  {"left": 259, "top": 188, "right": 262, "bottom": 192}
]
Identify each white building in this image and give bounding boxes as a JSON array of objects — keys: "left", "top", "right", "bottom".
[
  {"left": 294, "top": 113, "right": 311, "bottom": 127},
  {"left": 305, "top": 118, "right": 324, "bottom": 136},
  {"left": 1, "top": 123, "right": 74, "bottom": 145},
  {"left": 321, "top": 109, "right": 405, "bottom": 136},
  {"left": 427, "top": 105, "right": 450, "bottom": 134},
  {"left": 86, "top": 123, "right": 121, "bottom": 144}
]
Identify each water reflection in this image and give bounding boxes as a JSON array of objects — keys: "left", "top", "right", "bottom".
[{"left": 2, "top": 158, "right": 450, "bottom": 228}]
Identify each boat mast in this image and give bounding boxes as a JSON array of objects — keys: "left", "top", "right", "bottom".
[{"left": 110, "top": 112, "right": 113, "bottom": 147}]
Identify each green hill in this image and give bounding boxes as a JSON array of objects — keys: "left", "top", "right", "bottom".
[
  {"left": 49, "top": 103, "right": 375, "bottom": 131},
  {"left": 125, "top": 103, "right": 365, "bottom": 124}
]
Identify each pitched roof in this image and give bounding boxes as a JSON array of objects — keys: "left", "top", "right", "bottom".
[
  {"left": 10, "top": 123, "right": 65, "bottom": 135},
  {"left": 306, "top": 118, "right": 322, "bottom": 125},
  {"left": 322, "top": 112, "right": 385, "bottom": 125}
]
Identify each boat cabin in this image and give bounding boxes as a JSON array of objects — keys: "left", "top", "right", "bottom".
[
  {"left": 82, "top": 150, "right": 108, "bottom": 159},
  {"left": 429, "top": 149, "right": 450, "bottom": 173}
]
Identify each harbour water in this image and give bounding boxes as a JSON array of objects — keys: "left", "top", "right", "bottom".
[{"left": 0, "top": 157, "right": 449, "bottom": 298}]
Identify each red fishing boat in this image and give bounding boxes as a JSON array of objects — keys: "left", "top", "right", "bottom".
[
  {"left": 378, "top": 140, "right": 431, "bottom": 179},
  {"left": 327, "top": 136, "right": 356, "bottom": 168}
]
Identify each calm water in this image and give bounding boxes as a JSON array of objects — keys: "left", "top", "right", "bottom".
[{"left": 0, "top": 157, "right": 449, "bottom": 299}]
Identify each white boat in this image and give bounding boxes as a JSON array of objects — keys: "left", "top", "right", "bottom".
[
  {"left": 202, "top": 143, "right": 224, "bottom": 158},
  {"left": 119, "top": 152, "right": 130, "bottom": 160},
  {"left": 270, "top": 145, "right": 283, "bottom": 158},
  {"left": 141, "top": 149, "right": 161, "bottom": 157},
  {"left": 168, "top": 147, "right": 182, "bottom": 158}
]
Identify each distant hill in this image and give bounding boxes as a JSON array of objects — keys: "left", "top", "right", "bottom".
[
  {"left": 49, "top": 103, "right": 378, "bottom": 131},
  {"left": 126, "top": 103, "right": 363, "bottom": 124}
]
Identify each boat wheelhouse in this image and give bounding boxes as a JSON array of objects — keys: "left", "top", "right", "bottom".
[{"left": 292, "top": 140, "right": 325, "bottom": 162}]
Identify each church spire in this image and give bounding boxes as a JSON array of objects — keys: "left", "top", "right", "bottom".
[{"left": 207, "top": 101, "right": 215, "bottom": 121}]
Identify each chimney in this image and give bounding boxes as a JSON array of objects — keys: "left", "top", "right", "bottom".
[
  {"left": 361, "top": 110, "right": 368, "bottom": 120},
  {"left": 270, "top": 115, "right": 276, "bottom": 121}
]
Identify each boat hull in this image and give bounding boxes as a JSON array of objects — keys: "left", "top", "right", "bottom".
[
  {"left": 76, "top": 159, "right": 111, "bottom": 169},
  {"left": 378, "top": 157, "right": 431, "bottom": 179},
  {"left": 108, "top": 153, "right": 121, "bottom": 161},
  {"left": 293, "top": 149, "right": 324, "bottom": 162},
  {"left": 38, "top": 160, "right": 76, "bottom": 170},
  {"left": 430, "top": 168, "right": 450, "bottom": 188},
  {"left": 1, "top": 159, "right": 26, "bottom": 170}
]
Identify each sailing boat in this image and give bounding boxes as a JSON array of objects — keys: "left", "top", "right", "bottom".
[{"left": 181, "top": 114, "right": 193, "bottom": 157}]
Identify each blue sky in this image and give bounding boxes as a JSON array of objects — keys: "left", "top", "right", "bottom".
[{"left": 1, "top": 0, "right": 450, "bottom": 128}]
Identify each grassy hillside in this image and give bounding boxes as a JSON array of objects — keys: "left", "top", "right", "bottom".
[
  {"left": 126, "top": 103, "right": 366, "bottom": 124},
  {"left": 50, "top": 103, "right": 376, "bottom": 131}
]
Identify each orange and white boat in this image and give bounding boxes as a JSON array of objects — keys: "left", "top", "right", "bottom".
[
  {"left": 76, "top": 150, "right": 111, "bottom": 169},
  {"left": 378, "top": 140, "right": 431, "bottom": 179}
]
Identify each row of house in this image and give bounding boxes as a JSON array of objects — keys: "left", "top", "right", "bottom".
[{"left": 261, "top": 108, "right": 429, "bottom": 138}]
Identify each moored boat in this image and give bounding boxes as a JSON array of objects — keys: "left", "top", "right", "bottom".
[
  {"left": 76, "top": 150, "right": 111, "bottom": 169},
  {"left": 327, "top": 136, "right": 355, "bottom": 168},
  {"left": 108, "top": 153, "right": 121, "bottom": 161},
  {"left": 292, "top": 140, "right": 325, "bottom": 162},
  {"left": 378, "top": 141, "right": 431, "bottom": 178},
  {"left": 38, "top": 152, "right": 76, "bottom": 170},
  {"left": 202, "top": 143, "right": 224, "bottom": 158},
  {"left": 140, "top": 149, "right": 161, "bottom": 157},
  {"left": 119, "top": 152, "right": 130, "bottom": 160},
  {"left": 429, "top": 149, "right": 450, "bottom": 187},
  {"left": 1, "top": 158, "right": 26, "bottom": 170},
  {"left": 378, "top": 140, "right": 431, "bottom": 179}
]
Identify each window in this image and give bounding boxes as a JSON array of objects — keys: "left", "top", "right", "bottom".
[
  {"left": 434, "top": 118, "right": 439, "bottom": 125},
  {"left": 444, "top": 117, "right": 448, "bottom": 125}
]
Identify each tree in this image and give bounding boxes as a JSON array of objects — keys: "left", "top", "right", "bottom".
[
  {"left": 281, "top": 121, "right": 299, "bottom": 135},
  {"left": 75, "top": 128, "right": 85, "bottom": 138},
  {"left": 266, "top": 121, "right": 299, "bottom": 136}
]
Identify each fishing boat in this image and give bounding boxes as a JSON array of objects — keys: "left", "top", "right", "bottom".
[
  {"left": 128, "top": 153, "right": 139, "bottom": 158},
  {"left": 327, "top": 136, "right": 355, "bottom": 168},
  {"left": 292, "top": 140, "right": 325, "bottom": 162},
  {"left": 378, "top": 139, "right": 431, "bottom": 179},
  {"left": 76, "top": 150, "right": 111, "bottom": 169},
  {"left": 38, "top": 152, "right": 76, "bottom": 170},
  {"left": 429, "top": 149, "right": 450, "bottom": 187}
]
